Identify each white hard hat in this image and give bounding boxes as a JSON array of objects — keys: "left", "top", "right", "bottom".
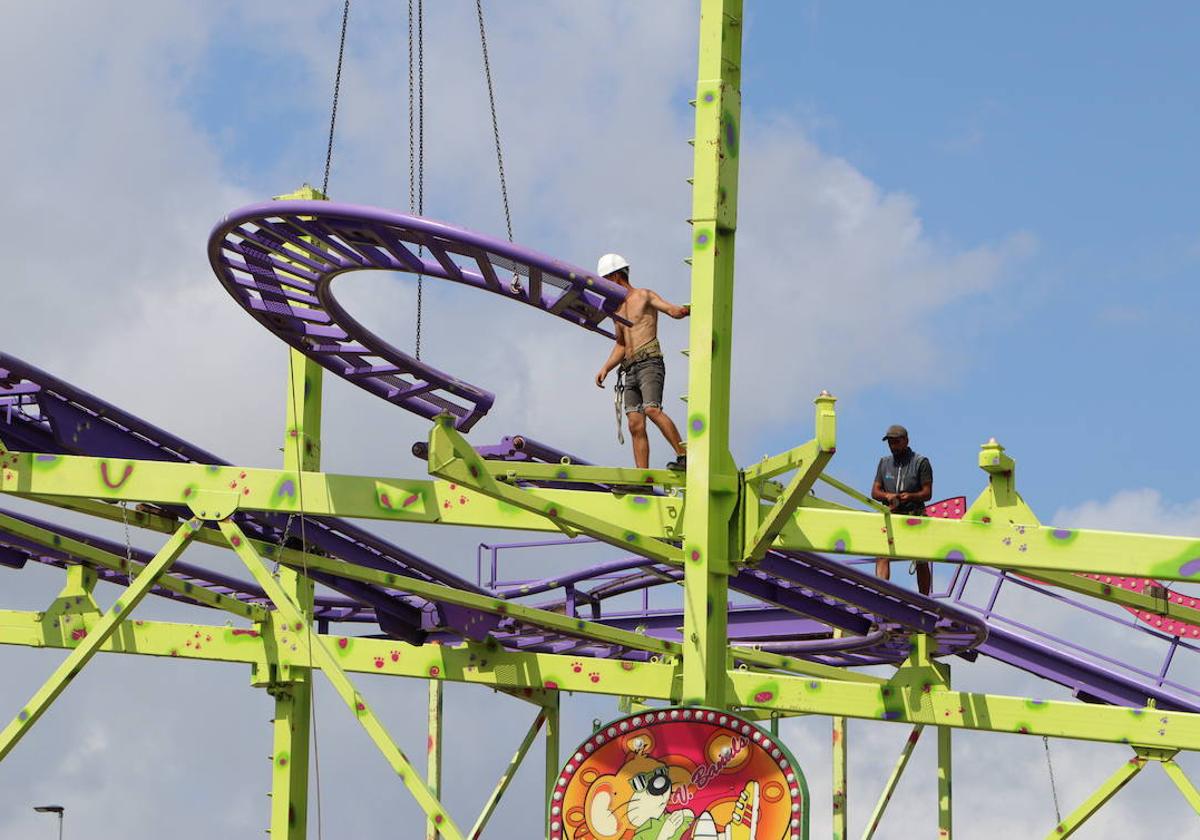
[{"left": 596, "top": 253, "right": 630, "bottom": 278}]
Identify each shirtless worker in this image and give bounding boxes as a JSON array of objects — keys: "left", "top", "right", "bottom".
[{"left": 593, "top": 253, "right": 690, "bottom": 471}]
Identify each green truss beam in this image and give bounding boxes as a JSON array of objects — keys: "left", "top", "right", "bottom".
[
  {"left": 426, "top": 416, "right": 682, "bottom": 564},
  {"left": 219, "top": 519, "right": 465, "bottom": 840},
  {"left": 1159, "top": 758, "right": 1200, "bottom": 815},
  {"left": 0, "top": 451, "right": 683, "bottom": 538},
  {"left": 267, "top": 538, "right": 884, "bottom": 684},
  {"left": 1044, "top": 752, "right": 1151, "bottom": 838},
  {"left": 7, "top": 449, "right": 1200, "bottom": 581},
  {"left": 938, "top": 725, "right": 953, "bottom": 838},
  {"left": 482, "top": 461, "right": 686, "bottom": 489},
  {"left": 832, "top": 714, "right": 848, "bottom": 840},
  {"left": 727, "top": 670, "right": 1200, "bottom": 750},
  {"left": 861, "top": 726, "right": 924, "bottom": 840},
  {"left": 0, "top": 509, "right": 267, "bottom": 622},
  {"left": 0, "top": 519, "right": 197, "bottom": 762},
  {"left": 469, "top": 707, "right": 546, "bottom": 840},
  {"left": 745, "top": 397, "right": 837, "bottom": 563}
]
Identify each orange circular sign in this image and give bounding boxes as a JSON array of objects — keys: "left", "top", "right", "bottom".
[{"left": 549, "top": 707, "right": 809, "bottom": 840}]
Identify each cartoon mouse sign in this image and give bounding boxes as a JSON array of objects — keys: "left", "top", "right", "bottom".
[{"left": 549, "top": 707, "right": 808, "bottom": 840}]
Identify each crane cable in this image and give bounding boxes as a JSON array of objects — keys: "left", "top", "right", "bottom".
[
  {"left": 476, "top": 0, "right": 513, "bottom": 246},
  {"left": 409, "top": 0, "right": 426, "bottom": 359},
  {"left": 475, "top": 0, "right": 520, "bottom": 295}
]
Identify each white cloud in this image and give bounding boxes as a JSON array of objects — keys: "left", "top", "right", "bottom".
[
  {"left": 0, "top": 2, "right": 1090, "bottom": 838},
  {"left": 1055, "top": 488, "right": 1200, "bottom": 537}
]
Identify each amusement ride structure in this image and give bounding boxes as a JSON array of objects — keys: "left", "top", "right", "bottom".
[{"left": 2, "top": 2, "right": 1200, "bottom": 838}]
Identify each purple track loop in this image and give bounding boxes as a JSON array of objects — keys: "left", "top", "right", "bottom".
[{"left": 208, "top": 201, "right": 628, "bottom": 431}]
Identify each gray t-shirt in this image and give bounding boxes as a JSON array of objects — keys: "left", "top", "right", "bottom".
[{"left": 874, "top": 449, "right": 932, "bottom": 515}]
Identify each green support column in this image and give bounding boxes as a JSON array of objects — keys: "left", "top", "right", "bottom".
[
  {"left": 937, "top": 726, "right": 952, "bottom": 839},
  {"left": 221, "top": 520, "right": 465, "bottom": 839},
  {"left": 681, "top": 0, "right": 744, "bottom": 708},
  {"left": 545, "top": 691, "right": 561, "bottom": 830},
  {"left": 427, "top": 680, "right": 444, "bottom": 840},
  {"left": 269, "top": 183, "right": 326, "bottom": 840},
  {"left": 832, "top": 715, "right": 847, "bottom": 840}
]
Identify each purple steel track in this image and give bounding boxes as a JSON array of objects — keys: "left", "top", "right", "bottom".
[{"left": 208, "top": 201, "right": 627, "bottom": 431}]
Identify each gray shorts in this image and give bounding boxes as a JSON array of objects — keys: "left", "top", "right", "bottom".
[{"left": 622, "top": 356, "right": 665, "bottom": 414}]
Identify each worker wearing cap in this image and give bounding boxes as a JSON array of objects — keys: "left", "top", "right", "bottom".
[
  {"left": 593, "top": 253, "right": 690, "bottom": 471},
  {"left": 871, "top": 425, "right": 934, "bottom": 595}
]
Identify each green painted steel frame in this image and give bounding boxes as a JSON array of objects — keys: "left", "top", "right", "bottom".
[
  {"left": 6, "top": 446, "right": 1200, "bottom": 581},
  {"left": 0, "top": 2, "right": 1199, "bottom": 837},
  {"left": 680, "top": 0, "right": 744, "bottom": 708},
  {"left": 0, "top": 519, "right": 198, "bottom": 761},
  {"left": 861, "top": 726, "right": 924, "bottom": 840}
]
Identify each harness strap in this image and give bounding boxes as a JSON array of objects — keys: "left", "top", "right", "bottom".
[{"left": 614, "top": 368, "right": 626, "bottom": 445}]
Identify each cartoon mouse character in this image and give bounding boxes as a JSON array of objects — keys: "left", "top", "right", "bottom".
[{"left": 583, "top": 752, "right": 696, "bottom": 840}]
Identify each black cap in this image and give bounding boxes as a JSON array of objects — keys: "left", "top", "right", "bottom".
[{"left": 882, "top": 424, "right": 908, "bottom": 441}]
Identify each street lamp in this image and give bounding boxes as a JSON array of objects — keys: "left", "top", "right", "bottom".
[{"left": 33, "top": 805, "right": 64, "bottom": 840}]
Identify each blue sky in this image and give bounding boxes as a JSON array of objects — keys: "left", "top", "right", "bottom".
[
  {"left": 749, "top": 3, "right": 1200, "bottom": 513},
  {"left": 2, "top": 2, "right": 1199, "bottom": 838}
]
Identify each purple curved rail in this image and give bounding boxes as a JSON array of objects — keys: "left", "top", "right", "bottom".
[{"left": 208, "top": 201, "right": 627, "bottom": 431}]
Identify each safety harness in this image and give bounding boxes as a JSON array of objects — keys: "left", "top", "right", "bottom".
[{"left": 612, "top": 338, "right": 664, "bottom": 444}]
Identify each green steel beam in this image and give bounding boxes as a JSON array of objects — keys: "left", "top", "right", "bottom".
[
  {"left": 426, "top": 416, "right": 683, "bottom": 564},
  {"left": 681, "top": 0, "right": 744, "bottom": 708},
  {"left": 0, "top": 607, "right": 682, "bottom": 698},
  {"left": 544, "top": 692, "right": 560, "bottom": 837},
  {"left": 861, "top": 726, "right": 924, "bottom": 840},
  {"left": 267, "top": 679, "right": 309, "bottom": 838},
  {"left": 9, "top": 451, "right": 1200, "bottom": 581},
  {"left": 0, "top": 451, "right": 684, "bottom": 537},
  {"left": 427, "top": 680, "right": 444, "bottom": 840},
  {"left": 274, "top": 545, "right": 681, "bottom": 657},
  {"left": 268, "top": 540, "right": 884, "bottom": 683},
  {"left": 937, "top": 725, "right": 952, "bottom": 839},
  {"left": 469, "top": 707, "right": 546, "bottom": 840},
  {"left": 0, "top": 509, "right": 267, "bottom": 622},
  {"left": 0, "top": 519, "right": 197, "bottom": 762},
  {"left": 1159, "top": 759, "right": 1200, "bottom": 815},
  {"left": 773, "top": 506, "right": 1200, "bottom": 582},
  {"left": 832, "top": 714, "right": 848, "bottom": 840},
  {"left": 484, "top": 461, "right": 685, "bottom": 489},
  {"left": 219, "top": 519, "right": 466, "bottom": 840},
  {"left": 816, "top": 473, "right": 890, "bottom": 514},
  {"left": 727, "top": 670, "right": 1200, "bottom": 750},
  {"left": 746, "top": 395, "right": 837, "bottom": 563},
  {"left": 1044, "top": 753, "right": 1148, "bottom": 839},
  {"left": 0, "top": 609, "right": 267, "bottom": 665},
  {"left": 743, "top": 440, "right": 821, "bottom": 485}
]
